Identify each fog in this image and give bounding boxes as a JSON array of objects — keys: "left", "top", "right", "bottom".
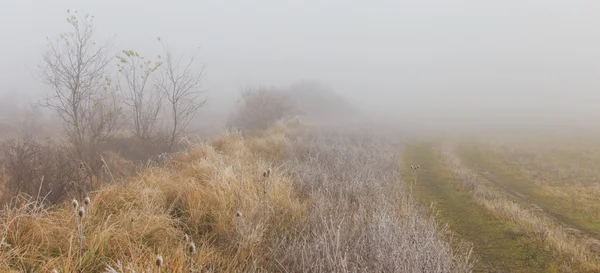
[{"left": 1, "top": 1, "right": 600, "bottom": 130}]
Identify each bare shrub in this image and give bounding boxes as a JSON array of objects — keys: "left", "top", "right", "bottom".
[
  {"left": 0, "top": 134, "right": 140, "bottom": 204},
  {"left": 103, "top": 133, "right": 170, "bottom": 164},
  {"left": 0, "top": 134, "right": 84, "bottom": 204},
  {"left": 227, "top": 86, "right": 297, "bottom": 133}
]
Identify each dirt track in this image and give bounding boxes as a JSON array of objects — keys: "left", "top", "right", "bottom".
[
  {"left": 404, "top": 142, "right": 561, "bottom": 272},
  {"left": 457, "top": 145, "right": 600, "bottom": 241}
]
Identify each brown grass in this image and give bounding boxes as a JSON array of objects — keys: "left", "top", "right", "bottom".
[{"left": 0, "top": 121, "right": 472, "bottom": 272}]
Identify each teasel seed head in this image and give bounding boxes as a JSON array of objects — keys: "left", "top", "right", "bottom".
[
  {"left": 189, "top": 242, "right": 196, "bottom": 254},
  {"left": 156, "top": 255, "right": 163, "bottom": 267}
]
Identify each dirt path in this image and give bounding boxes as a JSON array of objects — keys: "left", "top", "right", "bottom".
[
  {"left": 456, "top": 144, "right": 600, "bottom": 240},
  {"left": 404, "top": 142, "right": 561, "bottom": 272}
]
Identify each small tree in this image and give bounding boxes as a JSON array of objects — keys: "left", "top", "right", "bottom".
[
  {"left": 38, "top": 10, "right": 119, "bottom": 167},
  {"left": 116, "top": 49, "right": 162, "bottom": 141},
  {"left": 156, "top": 38, "right": 206, "bottom": 151}
]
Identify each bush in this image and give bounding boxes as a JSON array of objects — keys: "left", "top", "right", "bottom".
[
  {"left": 0, "top": 134, "right": 85, "bottom": 204},
  {"left": 227, "top": 86, "right": 297, "bottom": 133},
  {"left": 103, "top": 134, "right": 172, "bottom": 164}
]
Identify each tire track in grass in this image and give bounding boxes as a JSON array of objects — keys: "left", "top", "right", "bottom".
[
  {"left": 404, "top": 142, "right": 562, "bottom": 273},
  {"left": 456, "top": 143, "right": 600, "bottom": 240}
]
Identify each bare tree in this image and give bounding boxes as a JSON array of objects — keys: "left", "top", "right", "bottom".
[
  {"left": 116, "top": 49, "right": 162, "bottom": 141},
  {"left": 156, "top": 39, "right": 206, "bottom": 150},
  {"left": 37, "top": 10, "right": 120, "bottom": 170}
]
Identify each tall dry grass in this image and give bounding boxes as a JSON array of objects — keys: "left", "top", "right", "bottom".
[
  {"left": 275, "top": 130, "right": 473, "bottom": 272},
  {"left": 0, "top": 122, "right": 472, "bottom": 272}
]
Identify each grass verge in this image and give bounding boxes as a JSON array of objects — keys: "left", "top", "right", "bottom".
[
  {"left": 404, "top": 141, "right": 572, "bottom": 272},
  {"left": 456, "top": 142, "right": 600, "bottom": 238}
]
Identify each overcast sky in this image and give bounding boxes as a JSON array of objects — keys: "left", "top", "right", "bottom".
[{"left": 1, "top": 1, "right": 599, "bottom": 122}]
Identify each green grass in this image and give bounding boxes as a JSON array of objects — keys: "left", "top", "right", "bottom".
[
  {"left": 456, "top": 141, "right": 600, "bottom": 238},
  {"left": 404, "top": 142, "right": 568, "bottom": 272}
]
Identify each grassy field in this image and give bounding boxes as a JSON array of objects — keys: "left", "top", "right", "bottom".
[
  {"left": 401, "top": 128, "right": 600, "bottom": 272},
  {"left": 404, "top": 141, "right": 574, "bottom": 272},
  {"left": 404, "top": 130, "right": 600, "bottom": 272},
  {"left": 0, "top": 122, "right": 473, "bottom": 272},
  {"left": 5, "top": 122, "right": 600, "bottom": 272},
  {"left": 456, "top": 135, "right": 600, "bottom": 237}
]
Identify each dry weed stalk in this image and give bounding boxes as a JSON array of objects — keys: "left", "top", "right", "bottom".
[
  {"left": 182, "top": 234, "right": 190, "bottom": 271},
  {"left": 100, "top": 155, "right": 116, "bottom": 183},
  {"left": 189, "top": 241, "right": 197, "bottom": 272},
  {"left": 71, "top": 198, "right": 83, "bottom": 262},
  {"left": 262, "top": 168, "right": 271, "bottom": 219},
  {"left": 180, "top": 234, "right": 198, "bottom": 272},
  {"left": 71, "top": 196, "right": 92, "bottom": 267},
  {"left": 410, "top": 164, "right": 421, "bottom": 185}
]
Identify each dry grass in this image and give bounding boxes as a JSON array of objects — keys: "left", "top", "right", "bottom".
[
  {"left": 0, "top": 129, "right": 305, "bottom": 272},
  {"left": 277, "top": 130, "right": 473, "bottom": 272},
  {"left": 471, "top": 137, "right": 600, "bottom": 226},
  {"left": 0, "top": 121, "right": 472, "bottom": 272},
  {"left": 439, "top": 145, "right": 599, "bottom": 270}
]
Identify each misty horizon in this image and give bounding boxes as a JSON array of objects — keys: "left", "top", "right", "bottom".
[
  {"left": 3, "top": 3, "right": 600, "bottom": 271},
  {"left": 1, "top": 1, "right": 600, "bottom": 126}
]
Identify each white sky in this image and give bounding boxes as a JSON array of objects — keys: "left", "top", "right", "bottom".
[{"left": 1, "top": 1, "right": 600, "bottom": 122}]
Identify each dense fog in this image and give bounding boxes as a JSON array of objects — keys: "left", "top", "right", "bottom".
[{"left": 1, "top": 1, "right": 600, "bottom": 132}]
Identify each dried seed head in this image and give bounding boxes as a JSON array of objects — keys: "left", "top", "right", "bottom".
[
  {"left": 262, "top": 171, "right": 267, "bottom": 178},
  {"left": 184, "top": 234, "right": 189, "bottom": 242},
  {"left": 155, "top": 255, "right": 163, "bottom": 267},
  {"left": 78, "top": 206, "right": 85, "bottom": 218},
  {"left": 236, "top": 211, "right": 242, "bottom": 217},
  {"left": 188, "top": 242, "right": 196, "bottom": 254},
  {"left": 71, "top": 199, "right": 79, "bottom": 209},
  {"left": 417, "top": 165, "right": 420, "bottom": 169},
  {"left": 410, "top": 165, "right": 414, "bottom": 170},
  {"left": 267, "top": 168, "right": 272, "bottom": 177},
  {"left": 79, "top": 162, "right": 83, "bottom": 169},
  {"left": 84, "top": 196, "right": 91, "bottom": 206}
]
